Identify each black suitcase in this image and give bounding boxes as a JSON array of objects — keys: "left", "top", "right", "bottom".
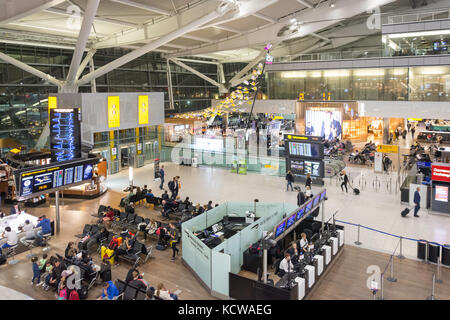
[
  {"left": 78, "top": 284, "right": 88, "bottom": 300},
  {"left": 401, "top": 208, "right": 410, "bottom": 217},
  {"left": 353, "top": 188, "right": 360, "bottom": 195}
]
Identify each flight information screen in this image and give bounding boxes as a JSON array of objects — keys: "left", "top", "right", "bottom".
[
  {"left": 50, "top": 108, "right": 81, "bottom": 162},
  {"left": 17, "top": 158, "right": 96, "bottom": 199},
  {"left": 289, "top": 142, "right": 321, "bottom": 158}
]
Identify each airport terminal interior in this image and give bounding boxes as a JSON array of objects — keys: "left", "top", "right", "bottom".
[{"left": 0, "top": 0, "right": 450, "bottom": 302}]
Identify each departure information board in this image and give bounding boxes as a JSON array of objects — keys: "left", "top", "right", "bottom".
[
  {"left": 50, "top": 108, "right": 81, "bottom": 162},
  {"left": 15, "top": 157, "right": 97, "bottom": 200}
]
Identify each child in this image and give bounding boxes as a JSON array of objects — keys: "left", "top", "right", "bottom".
[
  {"left": 57, "top": 281, "right": 68, "bottom": 300},
  {"left": 31, "top": 257, "right": 40, "bottom": 285},
  {"left": 37, "top": 254, "right": 48, "bottom": 286},
  {"left": 39, "top": 260, "right": 53, "bottom": 287}
]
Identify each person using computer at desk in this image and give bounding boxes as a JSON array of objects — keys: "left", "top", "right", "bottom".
[
  {"left": 278, "top": 253, "right": 294, "bottom": 278},
  {"left": 299, "top": 233, "right": 308, "bottom": 253},
  {"left": 287, "top": 243, "right": 299, "bottom": 264}
]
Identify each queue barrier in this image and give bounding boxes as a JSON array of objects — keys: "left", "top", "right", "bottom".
[{"left": 333, "top": 218, "right": 446, "bottom": 300}]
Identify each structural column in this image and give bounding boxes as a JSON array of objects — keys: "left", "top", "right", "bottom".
[
  {"left": 166, "top": 59, "right": 175, "bottom": 110},
  {"left": 383, "top": 117, "right": 390, "bottom": 144}
]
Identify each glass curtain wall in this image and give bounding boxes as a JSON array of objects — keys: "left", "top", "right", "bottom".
[{"left": 268, "top": 66, "right": 450, "bottom": 102}]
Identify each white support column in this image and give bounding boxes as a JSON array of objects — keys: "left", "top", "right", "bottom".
[
  {"left": 170, "top": 58, "right": 225, "bottom": 91},
  {"left": 77, "top": 2, "right": 234, "bottom": 86},
  {"left": 89, "top": 57, "right": 97, "bottom": 93},
  {"left": 75, "top": 49, "right": 97, "bottom": 81},
  {"left": 166, "top": 59, "right": 175, "bottom": 110},
  {"left": 0, "top": 51, "right": 61, "bottom": 87},
  {"left": 66, "top": 0, "right": 100, "bottom": 83},
  {"left": 218, "top": 63, "right": 226, "bottom": 84}
]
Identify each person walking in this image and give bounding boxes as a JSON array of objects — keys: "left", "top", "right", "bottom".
[
  {"left": 285, "top": 171, "right": 294, "bottom": 191},
  {"left": 305, "top": 173, "right": 312, "bottom": 189},
  {"left": 159, "top": 165, "right": 165, "bottom": 190},
  {"left": 168, "top": 177, "right": 178, "bottom": 200},
  {"left": 413, "top": 187, "right": 421, "bottom": 217},
  {"left": 297, "top": 188, "right": 306, "bottom": 206},
  {"left": 411, "top": 126, "right": 416, "bottom": 139},
  {"left": 168, "top": 223, "right": 179, "bottom": 261},
  {"left": 339, "top": 170, "right": 348, "bottom": 193}
]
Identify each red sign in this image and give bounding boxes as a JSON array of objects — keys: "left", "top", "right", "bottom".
[{"left": 432, "top": 164, "right": 450, "bottom": 183}]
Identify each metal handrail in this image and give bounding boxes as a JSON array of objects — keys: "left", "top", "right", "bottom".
[{"left": 386, "top": 9, "right": 450, "bottom": 25}]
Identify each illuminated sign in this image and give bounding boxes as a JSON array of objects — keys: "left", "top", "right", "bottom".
[
  {"left": 377, "top": 144, "right": 399, "bottom": 154},
  {"left": 138, "top": 95, "right": 149, "bottom": 125},
  {"left": 50, "top": 108, "right": 81, "bottom": 162},
  {"left": 108, "top": 96, "right": 120, "bottom": 128},
  {"left": 432, "top": 164, "right": 450, "bottom": 183}
]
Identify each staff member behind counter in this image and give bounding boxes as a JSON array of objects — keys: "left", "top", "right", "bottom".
[{"left": 279, "top": 253, "right": 294, "bottom": 277}]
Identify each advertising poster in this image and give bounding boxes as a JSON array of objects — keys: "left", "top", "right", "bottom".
[
  {"left": 108, "top": 96, "right": 120, "bottom": 128},
  {"left": 435, "top": 186, "right": 448, "bottom": 202},
  {"left": 305, "top": 110, "right": 342, "bottom": 140}
]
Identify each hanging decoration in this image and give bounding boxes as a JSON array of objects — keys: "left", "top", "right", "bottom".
[{"left": 172, "top": 43, "right": 272, "bottom": 121}]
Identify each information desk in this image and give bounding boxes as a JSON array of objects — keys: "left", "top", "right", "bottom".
[
  {"left": 0, "top": 212, "right": 39, "bottom": 234},
  {"left": 232, "top": 221, "right": 344, "bottom": 300}
]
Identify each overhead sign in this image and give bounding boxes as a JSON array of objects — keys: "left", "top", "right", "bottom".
[
  {"left": 432, "top": 164, "right": 450, "bottom": 183},
  {"left": 138, "top": 95, "right": 149, "bottom": 125},
  {"left": 15, "top": 157, "right": 98, "bottom": 201},
  {"left": 377, "top": 144, "right": 399, "bottom": 154},
  {"left": 285, "top": 134, "right": 323, "bottom": 142},
  {"left": 48, "top": 96, "right": 57, "bottom": 120},
  {"left": 108, "top": 96, "right": 120, "bottom": 128}
]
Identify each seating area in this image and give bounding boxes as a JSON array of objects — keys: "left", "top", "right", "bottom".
[{"left": 114, "top": 278, "right": 178, "bottom": 300}]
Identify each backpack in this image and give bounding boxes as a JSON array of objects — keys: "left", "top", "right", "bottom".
[
  {"left": 68, "top": 290, "right": 80, "bottom": 300},
  {"left": 109, "top": 237, "right": 119, "bottom": 250},
  {"left": 168, "top": 181, "right": 175, "bottom": 190}
]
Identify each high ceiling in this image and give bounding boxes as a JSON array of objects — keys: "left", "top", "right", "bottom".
[{"left": 0, "top": 0, "right": 448, "bottom": 64}]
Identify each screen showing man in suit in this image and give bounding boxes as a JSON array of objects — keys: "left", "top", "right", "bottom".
[{"left": 306, "top": 110, "right": 342, "bottom": 140}]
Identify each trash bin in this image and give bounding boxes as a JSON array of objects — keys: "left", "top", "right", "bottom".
[
  {"left": 417, "top": 239, "right": 427, "bottom": 260},
  {"left": 428, "top": 242, "right": 440, "bottom": 263},
  {"left": 442, "top": 244, "right": 450, "bottom": 267}
]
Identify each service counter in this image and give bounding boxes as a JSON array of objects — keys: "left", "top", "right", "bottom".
[
  {"left": 233, "top": 221, "right": 344, "bottom": 300},
  {"left": 49, "top": 180, "right": 107, "bottom": 199}
]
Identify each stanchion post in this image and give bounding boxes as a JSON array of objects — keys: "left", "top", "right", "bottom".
[
  {"left": 436, "top": 246, "right": 443, "bottom": 284},
  {"left": 426, "top": 274, "right": 436, "bottom": 300},
  {"left": 378, "top": 273, "right": 385, "bottom": 300},
  {"left": 354, "top": 224, "right": 362, "bottom": 245},
  {"left": 397, "top": 237, "right": 405, "bottom": 259},
  {"left": 387, "top": 256, "right": 397, "bottom": 282},
  {"left": 423, "top": 241, "right": 429, "bottom": 264},
  {"left": 263, "top": 249, "right": 268, "bottom": 285}
]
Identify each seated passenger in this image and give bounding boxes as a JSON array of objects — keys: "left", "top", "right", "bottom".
[
  {"left": 129, "top": 270, "right": 148, "bottom": 291},
  {"left": 154, "top": 283, "right": 174, "bottom": 300},
  {"left": 35, "top": 215, "right": 52, "bottom": 247},
  {"left": 98, "top": 281, "right": 119, "bottom": 300},
  {"left": 161, "top": 190, "right": 170, "bottom": 201},
  {"left": 1, "top": 226, "right": 18, "bottom": 250}
]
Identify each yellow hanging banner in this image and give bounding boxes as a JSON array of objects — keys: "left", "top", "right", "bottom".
[
  {"left": 138, "top": 95, "right": 149, "bottom": 125},
  {"left": 110, "top": 131, "right": 116, "bottom": 160},
  {"left": 48, "top": 96, "right": 57, "bottom": 120},
  {"left": 108, "top": 96, "right": 120, "bottom": 128},
  {"left": 377, "top": 144, "right": 399, "bottom": 154}
]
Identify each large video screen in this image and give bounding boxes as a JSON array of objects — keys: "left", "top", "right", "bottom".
[
  {"left": 435, "top": 186, "right": 448, "bottom": 202},
  {"left": 305, "top": 110, "right": 342, "bottom": 140},
  {"left": 289, "top": 159, "right": 322, "bottom": 178},
  {"left": 286, "top": 213, "right": 296, "bottom": 229},
  {"left": 50, "top": 108, "right": 81, "bottom": 162},
  {"left": 194, "top": 137, "right": 223, "bottom": 152},
  {"left": 17, "top": 158, "right": 96, "bottom": 199},
  {"left": 275, "top": 220, "right": 286, "bottom": 238},
  {"left": 288, "top": 141, "right": 321, "bottom": 158}
]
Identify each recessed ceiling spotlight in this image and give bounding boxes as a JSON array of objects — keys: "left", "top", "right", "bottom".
[{"left": 330, "top": 0, "right": 335, "bottom": 7}]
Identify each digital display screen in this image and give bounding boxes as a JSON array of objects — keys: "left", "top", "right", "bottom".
[
  {"left": 17, "top": 158, "right": 97, "bottom": 199},
  {"left": 306, "top": 110, "right": 342, "bottom": 140},
  {"left": 275, "top": 220, "right": 286, "bottom": 238},
  {"left": 289, "top": 159, "right": 322, "bottom": 178},
  {"left": 286, "top": 213, "right": 296, "bottom": 229},
  {"left": 289, "top": 142, "right": 321, "bottom": 158},
  {"left": 313, "top": 195, "right": 320, "bottom": 207},
  {"left": 296, "top": 207, "right": 305, "bottom": 221},
  {"left": 435, "top": 186, "right": 448, "bottom": 202},
  {"left": 320, "top": 190, "right": 326, "bottom": 201},
  {"left": 305, "top": 200, "right": 313, "bottom": 213},
  {"left": 50, "top": 108, "right": 81, "bottom": 162}
]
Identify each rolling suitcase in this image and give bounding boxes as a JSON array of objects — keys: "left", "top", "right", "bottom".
[
  {"left": 353, "top": 188, "right": 360, "bottom": 195},
  {"left": 401, "top": 208, "right": 410, "bottom": 217}
]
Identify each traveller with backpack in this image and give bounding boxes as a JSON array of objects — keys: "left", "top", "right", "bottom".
[
  {"left": 168, "top": 223, "right": 179, "bottom": 261},
  {"left": 285, "top": 171, "right": 294, "bottom": 191}
]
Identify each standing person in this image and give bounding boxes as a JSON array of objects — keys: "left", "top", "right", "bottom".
[
  {"left": 285, "top": 171, "right": 294, "bottom": 191},
  {"left": 305, "top": 173, "right": 312, "bottom": 189},
  {"left": 339, "top": 170, "right": 348, "bottom": 193},
  {"left": 168, "top": 177, "right": 178, "bottom": 200},
  {"left": 413, "top": 187, "right": 421, "bottom": 218},
  {"left": 411, "top": 126, "right": 416, "bottom": 139},
  {"left": 159, "top": 165, "right": 165, "bottom": 190},
  {"left": 31, "top": 256, "right": 41, "bottom": 285},
  {"left": 168, "top": 223, "right": 179, "bottom": 261},
  {"left": 297, "top": 187, "right": 305, "bottom": 206},
  {"left": 407, "top": 122, "right": 411, "bottom": 132},
  {"left": 176, "top": 176, "right": 181, "bottom": 196}
]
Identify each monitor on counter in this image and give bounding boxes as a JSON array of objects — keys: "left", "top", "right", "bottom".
[
  {"left": 275, "top": 220, "right": 287, "bottom": 238},
  {"left": 320, "top": 190, "right": 326, "bottom": 201},
  {"left": 296, "top": 207, "right": 305, "bottom": 221},
  {"left": 286, "top": 212, "right": 296, "bottom": 229},
  {"left": 305, "top": 200, "right": 313, "bottom": 213},
  {"left": 313, "top": 195, "right": 320, "bottom": 207}
]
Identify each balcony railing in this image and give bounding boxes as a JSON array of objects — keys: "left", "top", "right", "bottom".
[{"left": 385, "top": 9, "right": 450, "bottom": 25}]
